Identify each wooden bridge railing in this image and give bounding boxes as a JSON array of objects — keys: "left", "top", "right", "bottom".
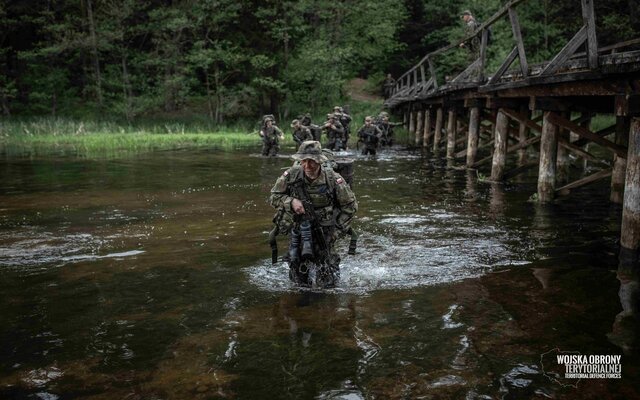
[{"left": 386, "top": 0, "right": 625, "bottom": 106}]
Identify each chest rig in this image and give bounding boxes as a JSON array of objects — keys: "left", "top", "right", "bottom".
[{"left": 289, "top": 168, "right": 337, "bottom": 226}]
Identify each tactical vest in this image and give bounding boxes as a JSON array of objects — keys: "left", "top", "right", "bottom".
[{"left": 287, "top": 166, "right": 338, "bottom": 226}]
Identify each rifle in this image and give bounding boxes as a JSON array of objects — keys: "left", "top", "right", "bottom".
[{"left": 291, "top": 179, "right": 330, "bottom": 262}]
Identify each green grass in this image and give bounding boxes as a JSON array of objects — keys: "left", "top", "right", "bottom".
[
  {"left": 0, "top": 97, "right": 408, "bottom": 157},
  {"left": 0, "top": 117, "right": 263, "bottom": 157}
]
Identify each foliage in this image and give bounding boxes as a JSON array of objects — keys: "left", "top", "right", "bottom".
[
  {"left": 0, "top": 0, "right": 637, "bottom": 123},
  {"left": 0, "top": 117, "right": 258, "bottom": 157}
]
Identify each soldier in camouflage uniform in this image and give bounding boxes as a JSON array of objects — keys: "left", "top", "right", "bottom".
[
  {"left": 459, "top": 10, "right": 480, "bottom": 79},
  {"left": 322, "top": 113, "right": 345, "bottom": 151},
  {"left": 298, "top": 112, "right": 322, "bottom": 141},
  {"left": 259, "top": 116, "right": 284, "bottom": 156},
  {"left": 291, "top": 119, "right": 313, "bottom": 147},
  {"left": 383, "top": 74, "right": 396, "bottom": 98},
  {"left": 375, "top": 112, "right": 401, "bottom": 146},
  {"left": 357, "top": 116, "right": 383, "bottom": 155},
  {"left": 270, "top": 141, "right": 357, "bottom": 287},
  {"left": 333, "top": 106, "right": 352, "bottom": 149}
]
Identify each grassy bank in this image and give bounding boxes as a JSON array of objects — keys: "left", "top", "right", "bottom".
[
  {"left": 0, "top": 118, "right": 260, "bottom": 157},
  {"left": 0, "top": 98, "right": 410, "bottom": 158}
]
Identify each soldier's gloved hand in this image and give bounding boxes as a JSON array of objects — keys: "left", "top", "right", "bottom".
[{"left": 291, "top": 198, "right": 305, "bottom": 215}]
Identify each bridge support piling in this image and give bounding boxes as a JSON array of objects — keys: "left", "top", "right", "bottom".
[
  {"left": 538, "top": 111, "right": 559, "bottom": 202},
  {"left": 620, "top": 117, "right": 640, "bottom": 258},
  {"left": 556, "top": 112, "right": 571, "bottom": 185},
  {"left": 518, "top": 105, "right": 530, "bottom": 165},
  {"left": 403, "top": 109, "right": 408, "bottom": 129},
  {"left": 415, "top": 110, "right": 424, "bottom": 146},
  {"left": 423, "top": 108, "right": 432, "bottom": 148},
  {"left": 409, "top": 109, "right": 416, "bottom": 136},
  {"left": 433, "top": 108, "right": 443, "bottom": 152},
  {"left": 490, "top": 109, "right": 510, "bottom": 181},
  {"left": 579, "top": 116, "right": 592, "bottom": 171},
  {"left": 611, "top": 116, "right": 630, "bottom": 204},
  {"left": 446, "top": 109, "right": 457, "bottom": 159},
  {"left": 466, "top": 107, "right": 480, "bottom": 167}
]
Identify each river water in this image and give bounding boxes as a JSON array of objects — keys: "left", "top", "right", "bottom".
[{"left": 0, "top": 147, "right": 638, "bottom": 399}]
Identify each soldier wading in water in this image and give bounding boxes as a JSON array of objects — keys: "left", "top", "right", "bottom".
[{"left": 270, "top": 141, "right": 358, "bottom": 288}]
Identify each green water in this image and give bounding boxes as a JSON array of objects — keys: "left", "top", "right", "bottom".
[{"left": 0, "top": 148, "right": 638, "bottom": 399}]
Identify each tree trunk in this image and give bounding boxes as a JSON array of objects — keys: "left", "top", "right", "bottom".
[
  {"left": 121, "top": 55, "right": 133, "bottom": 121},
  {"left": 1, "top": 94, "right": 10, "bottom": 116},
  {"left": 86, "top": 0, "right": 103, "bottom": 106},
  {"left": 205, "top": 71, "right": 214, "bottom": 122}
]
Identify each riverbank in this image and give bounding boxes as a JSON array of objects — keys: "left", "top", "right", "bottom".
[
  {"left": 0, "top": 99, "right": 404, "bottom": 158},
  {"left": 0, "top": 118, "right": 257, "bottom": 158}
]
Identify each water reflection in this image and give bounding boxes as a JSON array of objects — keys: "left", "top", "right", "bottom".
[
  {"left": 608, "top": 255, "right": 640, "bottom": 354},
  {"left": 489, "top": 182, "right": 505, "bottom": 219},
  {"left": 0, "top": 148, "right": 637, "bottom": 398}
]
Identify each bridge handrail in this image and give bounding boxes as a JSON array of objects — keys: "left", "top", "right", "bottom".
[
  {"left": 392, "top": 0, "right": 527, "bottom": 96},
  {"left": 389, "top": 0, "right": 607, "bottom": 100}
]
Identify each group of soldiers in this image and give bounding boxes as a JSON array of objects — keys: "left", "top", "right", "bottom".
[
  {"left": 264, "top": 8, "right": 485, "bottom": 289},
  {"left": 259, "top": 109, "right": 400, "bottom": 157},
  {"left": 265, "top": 109, "right": 401, "bottom": 288},
  {"left": 290, "top": 106, "right": 353, "bottom": 152}
]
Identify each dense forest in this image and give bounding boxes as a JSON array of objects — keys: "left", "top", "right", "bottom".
[{"left": 1, "top": 0, "right": 638, "bottom": 124}]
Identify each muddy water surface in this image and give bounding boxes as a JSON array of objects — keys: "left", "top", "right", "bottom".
[{"left": 0, "top": 148, "right": 638, "bottom": 399}]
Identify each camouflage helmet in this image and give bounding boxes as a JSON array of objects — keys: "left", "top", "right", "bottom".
[
  {"left": 262, "top": 114, "right": 275, "bottom": 124},
  {"left": 378, "top": 111, "right": 389, "bottom": 118},
  {"left": 292, "top": 140, "right": 328, "bottom": 163},
  {"left": 460, "top": 9, "right": 472, "bottom": 16},
  {"left": 290, "top": 119, "right": 300, "bottom": 128}
]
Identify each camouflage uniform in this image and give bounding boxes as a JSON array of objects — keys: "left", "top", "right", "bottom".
[
  {"left": 375, "top": 115, "right": 395, "bottom": 146},
  {"left": 383, "top": 74, "right": 396, "bottom": 98},
  {"left": 260, "top": 118, "right": 284, "bottom": 156},
  {"left": 461, "top": 10, "right": 480, "bottom": 79},
  {"left": 333, "top": 106, "right": 352, "bottom": 149},
  {"left": 300, "top": 113, "right": 312, "bottom": 126},
  {"left": 464, "top": 18, "right": 480, "bottom": 58},
  {"left": 357, "top": 119, "right": 383, "bottom": 155},
  {"left": 270, "top": 141, "right": 357, "bottom": 287},
  {"left": 299, "top": 113, "right": 322, "bottom": 141},
  {"left": 291, "top": 119, "right": 313, "bottom": 147},
  {"left": 322, "top": 114, "right": 345, "bottom": 151}
]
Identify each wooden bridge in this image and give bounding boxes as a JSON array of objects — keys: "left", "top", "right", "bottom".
[{"left": 385, "top": 0, "right": 640, "bottom": 261}]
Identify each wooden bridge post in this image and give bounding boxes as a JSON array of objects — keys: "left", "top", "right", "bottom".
[
  {"left": 409, "top": 108, "right": 416, "bottom": 135},
  {"left": 433, "top": 107, "right": 444, "bottom": 152},
  {"left": 403, "top": 108, "right": 409, "bottom": 129},
  {"left": 556, "top": 111, "right": 571, "bottom": 185},
  {"left": 466, "top": 106, "right": 480, "bottom": 168},
  {"left": 490, "top": 109, "right": 509, "bottom": 181},
  {"left": 423, "top": 108, "right": 432, "bottom": 148},
  {"left": 415, "top": 109, "right": 424, "bottom": 146},
  {"left": 579, "top": 116, "right": 592, "bottom": 171},
  {"left": 446, "top": 109, "right": 457, "bottom": 159},
  {"left": 611, "top": 115, "right": 630, "bottom": 203},
  {"left": 620, "top": 117, "right": 640, "bottom": 257},
  {"left": 538, "top": 111, "right": 559, "bottom": 202},
  {"left": 518, "top": 105, "right": 530, "bottom": 165}
]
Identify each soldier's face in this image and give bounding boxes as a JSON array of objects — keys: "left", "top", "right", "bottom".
[
  {"left": 301, "top": 159, "right": 321, "bottom": 179},
  {"left": 365, "top": 119, "right": 371, "bottom": 125}
]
